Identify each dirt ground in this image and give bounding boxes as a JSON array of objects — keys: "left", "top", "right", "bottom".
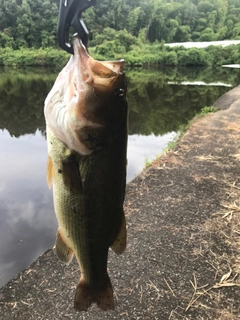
[{"left": 1, "top": 86, "right": 240, "bottom": 319}]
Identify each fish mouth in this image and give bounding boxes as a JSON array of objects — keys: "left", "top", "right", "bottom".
[
  {"left": 44, "top": 35, "right": 127, "bottom": 158},
  {"left": 72, "top": 35, "right": 125, "bottom": 88}
]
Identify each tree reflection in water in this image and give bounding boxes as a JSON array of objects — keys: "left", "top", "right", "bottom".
[{"left": 0, "top": 66, "right": 238, "bottom": 137}]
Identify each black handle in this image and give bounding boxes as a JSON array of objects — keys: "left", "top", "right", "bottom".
[{"left": 57, "top": 0, "right": 96, "bottom": 54}]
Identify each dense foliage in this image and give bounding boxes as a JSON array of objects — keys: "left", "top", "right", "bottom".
[
  {"left": 91, "top": 40, "right": 240, "bottom": 66},
  {"left": 86, "top": 0, "right": 240, "bottom": 43},
  {"left": 1, "top": 42, "right": 240, "bottom": 67},
  {"left": 1, "top": 0, "right": 240, "bottom": 49},
  {"left": 0, "top": 47, "right": 68, "bottom": 67},
  {"left": 1, "top": 0, "right": 240, "bottom": 65}
]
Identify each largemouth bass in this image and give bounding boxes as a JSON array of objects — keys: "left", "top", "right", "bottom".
[{"left": 44, "top": 36, "right": 128, "bottom": 311}]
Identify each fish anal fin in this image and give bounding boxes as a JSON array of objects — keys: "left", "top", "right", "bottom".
[
  {"left": 55, "top": 230, "right": 74, "bottom": 265},
  {"left": 47, "top": 156, "right": 54, "bottom": 189},
  {"left": 111, "top": 213, "right": 127, "bottom": 255},
  {"left": 74, "top": 275, "right": 114, "bottom": 312}
]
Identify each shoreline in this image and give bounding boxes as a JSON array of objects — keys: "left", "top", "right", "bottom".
[
  {"left": 1, "top": 86, "right": 240, "bottom": 319},
  {"left": 2, "top": 42, "right": 240, "bottom": 68}
]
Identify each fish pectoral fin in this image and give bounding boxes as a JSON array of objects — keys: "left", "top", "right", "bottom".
[
  {"left": 74, "top": 275, "right": 114, "bottom": 312},
  {"left": 62, "top": 155, "right": 82, "bottom": 192},
  {"left": 47, "top": 156, "right": 54, "bottom": 189},
  {"left": 55, "top": 230, "right": 74, "bottom": 265},
  {"left": 110, "top": 213, "right": 127, "bottom": 255}
]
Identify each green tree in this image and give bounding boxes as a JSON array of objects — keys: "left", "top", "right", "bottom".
[
  {"left": 199, "top": 27, "right": 216, "bottom": 41},
  {"left": 127, "top": 7, "right": 141, "bottom": 36},
  {"left": 0, "top": 32, "right": 13, "bottom": 48},
  {"left": 197, "top": 1, "right": 215, "bottom": 14},
  {"left": 16, "top": 0, "right": 33, "bottom": 48},
  {"left": 174, "top": 25, "right": 191, "bottom": 42}
]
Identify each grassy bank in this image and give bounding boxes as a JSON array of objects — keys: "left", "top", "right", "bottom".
[
  {"left": 90, "top": 42, "right": 240, "bottom": 67},
  {"left": 1, "top": 41, "right": 240, "bottom": 67},
  {"left": 0, "top": 47, "right": 69, "bottom": 68}
]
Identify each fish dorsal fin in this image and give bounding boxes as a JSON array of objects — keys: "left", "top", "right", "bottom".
[{"left": 47, "top": 156, "right": 54, "bottom": 189}]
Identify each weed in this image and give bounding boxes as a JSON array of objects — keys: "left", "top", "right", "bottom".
[
  {"left": 144, "top": 158, "right": 152, "bottom": 168},
  {"left": 196, "top": 106, "right": 219, "bottom": 118}
]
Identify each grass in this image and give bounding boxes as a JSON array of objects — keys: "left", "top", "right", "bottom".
[
  {"left": 185, "top": 197, "right": 240, "bottom": 316},
  {"left": 165, "top": 140, "right": 178, "bottom": 151},
  {"left": 144, "top": 158, "right": 152, "bottom": 169},
  {"left": 141, "top": 105, "right": 220, "bottom": 172},
  {"left": 186, "top": 269, "right": 240, "bottom": 312},
  {"left": 196, "top": 106, "right": 219, "bottom": 118}
]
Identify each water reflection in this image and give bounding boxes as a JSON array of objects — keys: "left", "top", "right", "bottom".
[
  {"left": 127, "top": 132, "right": 178, "bottom": 181},
  {"left": 127, "top": 67, "right": 239, "bottom": 135},
  {"left": 0, "top": 70, "right": 56, "bottom": 137},
  {"left": 0, "top": 130, "right": 56, "bottom": 287},
  {"left": 0, "top": 66, "right": 239, "bottom": 287}
]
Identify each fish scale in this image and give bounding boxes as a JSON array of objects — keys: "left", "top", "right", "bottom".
[{"left": 47, "top": 124, "right": 126, "bottom": 303}]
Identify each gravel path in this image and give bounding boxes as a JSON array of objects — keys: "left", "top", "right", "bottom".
[{"left": 1, "top": 87, "right": 240, "bottom": 319}]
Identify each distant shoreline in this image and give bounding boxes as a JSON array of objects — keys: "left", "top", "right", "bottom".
[{"left": 1, "top": 41, "right": 240, "bottom": 67}]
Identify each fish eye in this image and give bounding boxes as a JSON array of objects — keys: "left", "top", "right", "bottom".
[{"left": 115, "top": 88, "right": 125, "bottom": 100}]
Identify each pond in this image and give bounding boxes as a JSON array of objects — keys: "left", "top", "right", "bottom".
[{"left": 0, "top": 66, "right": 239, "bottom": 288}]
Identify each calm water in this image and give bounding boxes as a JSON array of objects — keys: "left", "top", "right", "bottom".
[{"left": 0, "top": 66, "right": 239, "bottom": 288}]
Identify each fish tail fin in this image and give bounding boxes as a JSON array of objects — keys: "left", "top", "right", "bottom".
[
  {"left": 74, "top": 275, "right": 114, "bottom": 312},
  {"left": 111, "top": 213, "right": 127, "bottom": 254}
]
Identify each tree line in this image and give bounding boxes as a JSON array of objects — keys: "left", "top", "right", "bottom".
[{"left": 1, "top": 0, "right": 240, "bottom": 50}]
